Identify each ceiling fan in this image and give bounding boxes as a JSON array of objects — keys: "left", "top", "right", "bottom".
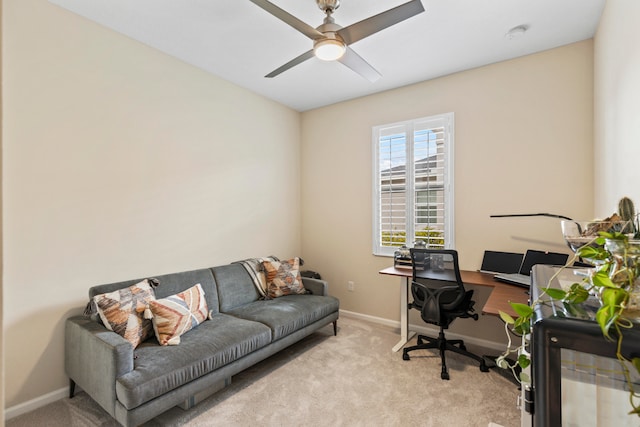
[{"left": 249, "top": 0, "right": 425, "bottom": 82}]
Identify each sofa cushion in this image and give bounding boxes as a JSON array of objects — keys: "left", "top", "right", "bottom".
[
  {"left": 212, "top": 264, "right": 261, "bottom": 312},
  {"left": 225, "top": 295, "right": 340, "bottom": 341},
  {"left": 90, "top": 268, "right": 221, "bottom": 318},
  {"left": 115, "top": 314, "right": 272, "bottom": 409},
  {"left": 147, "top": 283, "right": 209, "bottom": 346},
  {"left": 263, "top": 257, "right": 307, "bottom": 299},
  {"left": 93, "top": 279, "right": 156, "bottom": 349}
]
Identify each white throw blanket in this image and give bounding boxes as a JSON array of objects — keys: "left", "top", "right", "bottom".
[{"left": 234, "top": 256, "right": 280, "bottom": 299}]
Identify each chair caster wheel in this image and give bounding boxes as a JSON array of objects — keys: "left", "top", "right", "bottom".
[
  {"left": 459, "top": 344, "right": 467, "bottom": 351},
  {"left": 480, "top": 363, "right": 490, "bottom": 373},
  {"left": 441, "top": 372, "right": 450, "bottom": 380},
  {"left": 402, "top": 351, "right": 410, "bottom": 361},
  {"left": 417, "top": 337, "right": 424, "bottom": 345}
]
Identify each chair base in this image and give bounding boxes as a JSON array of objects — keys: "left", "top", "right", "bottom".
[{"left": 402, "top": 331, "right": 489, "bottom": 380}]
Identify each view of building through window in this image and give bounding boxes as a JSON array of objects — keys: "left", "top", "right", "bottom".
[{"left": 373, "top": 113, "right": 453, "bottom": 256}]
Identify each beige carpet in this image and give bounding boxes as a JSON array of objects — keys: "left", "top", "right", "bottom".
[{"left": 8, "top": 316, "right": 520, "bottom": 427}]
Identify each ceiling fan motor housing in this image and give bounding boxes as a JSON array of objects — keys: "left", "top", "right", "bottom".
[{"left": 316, "top": 17, "right": 342, "bottom": 36}]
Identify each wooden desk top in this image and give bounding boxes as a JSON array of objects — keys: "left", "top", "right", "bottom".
[{"left": 379, "top": 266, "right": 528, "bottom": 317}]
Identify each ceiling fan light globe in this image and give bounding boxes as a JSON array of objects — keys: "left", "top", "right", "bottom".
[
  {"left": 314, "top": 39, "right": 346, "bottom": 61},
  {"left": 316, "top": 0, "right": 340, "bottom": 13}
]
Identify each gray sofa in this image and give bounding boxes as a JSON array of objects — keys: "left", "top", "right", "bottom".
[{"left": 65, "top": 262, "right": 339, "bottom": 426}]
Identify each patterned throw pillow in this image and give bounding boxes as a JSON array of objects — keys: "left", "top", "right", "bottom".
[
  {"left": 262, "top": 257, "right": 307, "bottom": 299},
  {"left": 93, "top": 279, "right": 156, "bottom": 349},
  {"left": 147, "top": 283, "right": 209, "bottom": 346}
]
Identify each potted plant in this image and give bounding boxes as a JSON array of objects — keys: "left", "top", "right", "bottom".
[{"left": 496, "top": 197, "right": 640, "bottom": 416}]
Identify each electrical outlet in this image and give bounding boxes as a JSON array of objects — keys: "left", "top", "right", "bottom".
[{"left": 347, "top": 281, "right": 355, "bottom": 292}]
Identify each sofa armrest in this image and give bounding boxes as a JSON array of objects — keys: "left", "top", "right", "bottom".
[
  {"left": 302, "top": 277, "right": 329, "bottom": 296},
  {"left": 65, "top": 315, "right": 134, "bottom": 416}
]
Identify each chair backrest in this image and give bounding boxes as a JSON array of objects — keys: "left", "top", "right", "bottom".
[{"left": 409, "top": 248, "right": 467, "bottom": 326}]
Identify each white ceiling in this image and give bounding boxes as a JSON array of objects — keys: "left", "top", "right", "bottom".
[{"left": 48, "top": 0, "right": 605, "bottom": 112}]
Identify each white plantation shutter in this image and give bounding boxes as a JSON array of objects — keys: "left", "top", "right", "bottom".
[
  {"left": 377, "top": 124, "right": 409, "bottom": 251},
  {"left": 373, "top": 113, "right": 454, "bottom": 256}
]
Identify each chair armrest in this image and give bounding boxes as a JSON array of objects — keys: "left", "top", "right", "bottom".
[
  {"left": 302, "top": 277, "right": 329, "bottom": 296},
  {"left": 65, "top": 315, "right": 134, "bottom": 416}
]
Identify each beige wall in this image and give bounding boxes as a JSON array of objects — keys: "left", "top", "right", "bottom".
[
  {"left": 3, "top": 0, "right": 301, "bottom": 407},
  {"left": 594, "top": 0, "right": 640, "bottom": 214},
  {"left": 1, "top": 0, "right": 4, "bottom": 423},
  {"left": 301, "top": 41, "right": 594, "bottom": 341}
]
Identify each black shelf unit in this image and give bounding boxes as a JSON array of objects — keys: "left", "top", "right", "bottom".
[{"left": 529, "top": 265, "right": 640, "bottom": 426}]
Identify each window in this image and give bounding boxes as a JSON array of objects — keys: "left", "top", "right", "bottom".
[{"left": 372, "top": 113, "right": 454, "bottom": 256}]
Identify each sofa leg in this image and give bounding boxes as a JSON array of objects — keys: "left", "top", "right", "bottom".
[
  {"left": 333, "top": 320, "right": 338, "bottom": 336},
  {"left": 69, "top": 379, "right": 76, "bottom": 398}
]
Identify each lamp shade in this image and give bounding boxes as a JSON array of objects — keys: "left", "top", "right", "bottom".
[{"left": 313, "top": 38, "right": 346, "bottom": 61}]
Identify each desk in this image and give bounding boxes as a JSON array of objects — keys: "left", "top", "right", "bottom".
[{"left": 379, "top": 266, "right": 529, "bottom": 352}]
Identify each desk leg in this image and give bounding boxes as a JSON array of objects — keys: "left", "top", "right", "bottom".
[{"left": 392, "top": 276, "right": 416, "bottom": 352}]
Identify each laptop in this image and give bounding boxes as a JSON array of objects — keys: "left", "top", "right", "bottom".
[
  {"left": 479, "top": 250, "right": 524, "bottom": 274},
  {"left": 494, "top": 249, "right": 569, "bottom": 288}
]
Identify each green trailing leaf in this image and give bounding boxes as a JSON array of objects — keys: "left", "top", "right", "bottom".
[
  {"left": 517, "top": 354, "right": 531, "bottom": 369},
  {"left": 563, "top": 301, "right": 589, "bottom": 318},
  {"left": 577, "top": 246, "right": 601, "bottom": 259},
  {"left": 513, "top": 318, "right": 530, "bottom": 335},
  {"left": 592, "top": 271, "right": 617, "bottom": 289},
  {"left": 595, "top": 307, "right": 610, "bottom": 337},
  {"left": 602, "top": 287, "right": 626, "bottom": 307},
  {"left": 511, "top": 302, "right": 534, "bottom": 317},
  {"left": 596, "top": 305, "right": 616, "bottom": 339},
  {"left": 519, "top": 372, "right": 530, "bottom": 384},
  {"left": 578, "top": 245, "right": 609, "bottom": 260},
  {"left": 543, "top": 287, "right": 566, "bottom": 300},
  {"left": 602, "top": 230, "right": 629, "bottom": 241},
  {"left": 599, "top": 230, "right": 629, "bottom": 241},
  {"left": 499, "top": 311, "right": 515, "bottom": 325},
  {"left": 565, "top": 283, "right": 590, "bottom": 303},
  {"left": 632, "top": 357, "right": 640, "bottom": 374}
]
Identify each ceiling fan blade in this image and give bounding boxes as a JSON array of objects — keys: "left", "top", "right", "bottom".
[
  {"left": 265, "top": 50, "right": 315, "bottom": 78},
  {"left": 337, "top": 0, "right": 425, "bottom": 45},
  {"left": 249, "top": 0, "right": 324, "bottom": 40},
  {"left": 338, "top": 47, "right": 382, "bottom": 82}
]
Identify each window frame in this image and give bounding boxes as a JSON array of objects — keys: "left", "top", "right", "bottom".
[{"left": 372, "top": 113, "right": 455, "bottom": 257}]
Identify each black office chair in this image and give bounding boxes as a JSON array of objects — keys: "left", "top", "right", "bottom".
[{"left": 402, "top": 248, "right": 489, "bottom": 380}]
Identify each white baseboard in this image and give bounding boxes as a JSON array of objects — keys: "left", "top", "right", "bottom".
[
  {"left": 339, "top": 309, "right": 506, "bottom": 353},
  {"left": 5, "top": 386, "right": 69, "bottom": 421},
  {"left": 339, "top": 309, "right": 398, "bottom": 329}
]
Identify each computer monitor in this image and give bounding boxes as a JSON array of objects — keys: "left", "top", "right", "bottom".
[{"left": 480, "top": 250, "right": 524, "bottom": 274}]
